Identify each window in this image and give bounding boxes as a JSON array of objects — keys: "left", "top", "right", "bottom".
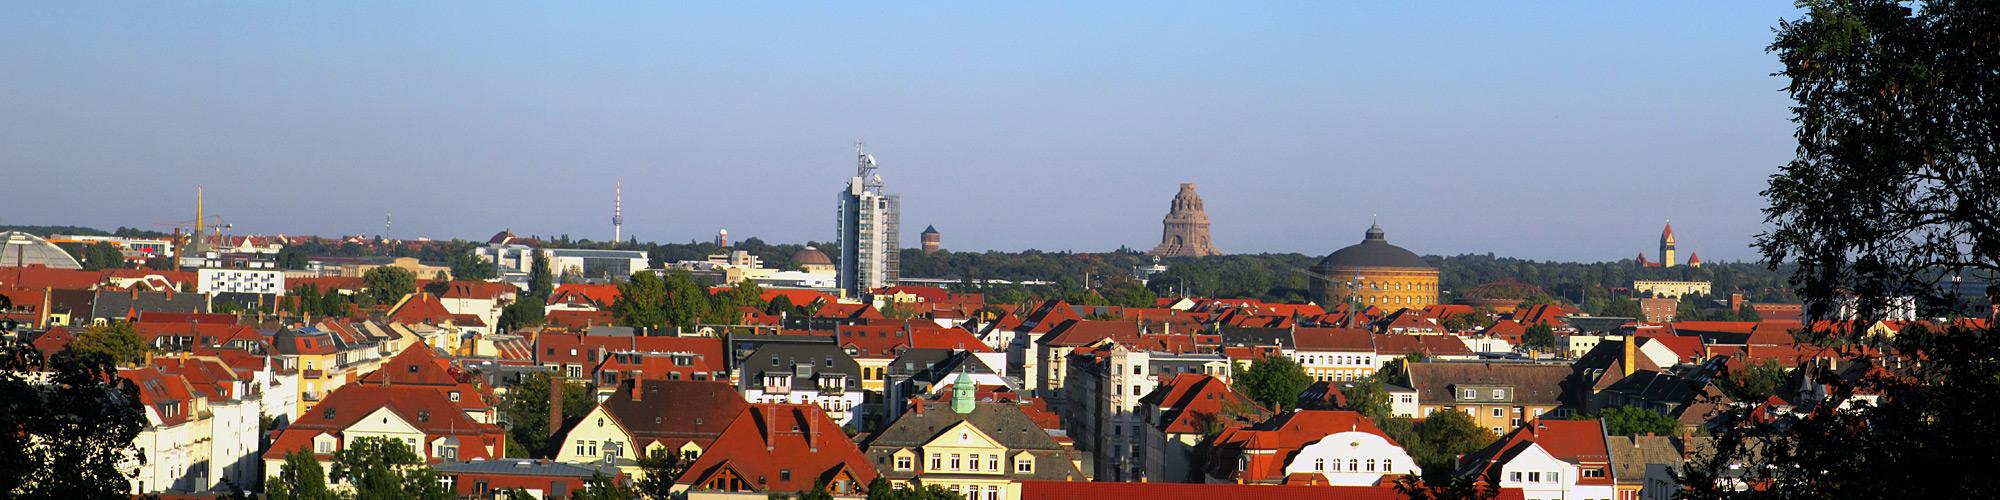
[
  {"left": 950, "top": 454, "right": 962, "bottom": 470},
  {"left": 1384, "top": 459, "right": 1393, "bottom": 472},
  {"left": 1528, "top": 472, "right": 1540, "bottom": 483},
  {"left": 323, "top": 407, "right": 336, "bottom": 420},
  {"left": 1348, "top": 459, "right": 1358, "bottom": 471},
  {"left": 1400, "top": 395, "right": 1413, "bottom": 403},
  {"left": 1315, "top": 458, "right": 1325, "bottom": 471},
  {"left": 418, "top": 410, "right": 431, "bottom": 422},
  {"left": 780, "top": 469, "right": 791, "bottom": 481},
  {"left": 896, "top": 456, "right": 912, "bottom": 470},
  {"left": 1133, "top": 365, "right": 1142, "bottom": 375},
  {"left": 1492, "top": 408, "right": 1504, "bottom": 418},
  {"left": 931, "top": 453, "right": 941, "bottom": 470},
  {"left": 474, "top": 481, "right": 489, "bottom": 495},
  {"left": 1016, "top": 457, "right": 1033, "bottom": 473},
  {"left": 1491, "top": 389, "right": 1504, "bottom": 400},
  {"left": 1533, "top": 408, "right": 1546, "bottom": 417},
  {"left": 1131, "top": 385, "right": 1140, "bottom": 396},
  {"left": 1461, "top": 388, "right": 1475, "bottom": 399},
  {"left": 987, "top": 454, "right": 999, "bottom": 471},
  {"left": 1367, "top": 459, "right": 1376, "bottom": 472},
  {"left": 317, "top": 440, "right": 332, "bottom": 453},
  {"left": 1510, "top": 472, "right": 1522, "bottom": 482},
  {"left": 576, "top": 440, "right": 598, "bottom": 457},
  {"left": 1549, "top": 472, "right": 1559, "bottom": 483},
  {"left": 987, "top": 485, "right": 1000, "bottom": 500},
  {"left": 1583, "top": 468, "right": 1604, "bottom": 478}
]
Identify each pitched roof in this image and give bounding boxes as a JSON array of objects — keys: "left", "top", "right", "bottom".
[
  {"left": 1291, "top": 327, "right": 1375, "bottom": 352},
  {"left": 1206, "top": 410, "right": 1398, "bottom": 483},
  {"left": 357, "top": 343, "right": 462, "bottom": 386},
  {"left": 596, "top": 379, "right": 748, "bottom": 450},
  {"left": 1459, "top": 419, "right": 1613, "bottom": 486},
  {"left": 1139, "top": 373, "right": 1270, "bottom": 434},
  {"left": 861, "top": 401, "right": 1087, "bottom": 482},
  {"left": 677, "top": 403, "right": 877, "bottom": 491},
  {"left": 1405, "top": 362, "right": 1574, "bottom": 407},
  {"left": 266, "top": 383, "right": 504, "bottom": 461},
  {"left": 548, "top": 284, "right": 621, "bottom": 307},
  {"left": 1372, "top": 334, "right": 1475, "bottom": 358}
]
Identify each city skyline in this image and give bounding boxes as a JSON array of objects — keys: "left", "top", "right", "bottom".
[{"left": 2, "top": 2, "right": 1800, "bottom": 262}]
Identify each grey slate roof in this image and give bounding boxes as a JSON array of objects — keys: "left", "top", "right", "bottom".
[
  {"left": 1315, "top": 224, "right": 1431, "bottom": 269},
  {"left": 861, "top": 401, "right": 1088, "bottom": 482},
  {"left": 1406, "top": 361, "right": 1579, "bottom": 408},
  {"left": 432, "top": 459, "right": 621, "bottom": 477},
  {"left": 737, "top": 342, "right": 863, "bottom": 392},
  {"left": 90, "top": 290, "right": 208, "bottom": 321}
]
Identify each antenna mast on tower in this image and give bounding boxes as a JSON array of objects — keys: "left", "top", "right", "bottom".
[{"left": 613, "top": 181, "right": 624, "bottom": 242}]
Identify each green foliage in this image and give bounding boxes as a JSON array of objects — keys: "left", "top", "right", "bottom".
[
  {"left": 451, "top": 252, "right": 497, "bottom": 282},
  {"left": 660, "top": 270, "right": 711, "bottom": 330},
  {"left": 573, "top": 472, "right": 636, "bottom": 500},
  {"left": 1595, "top": 406, "right": 1680, "bottom": 436},
  {"left": 1677, "top": 3, "right": 2000, "bottom": 498},
  {"left": 80, "top": 241, "right": 127, "bottom": 271},
  {"left": 613, "top": 271, "right": 669, "bottom": 328},
  {"left": 1339, "top": 375, "right": 1393, "bottom": 420},
  {"left": 530, "top": 250, "right": 555, "bottom": 301},
  {"left": 328, "top": 437, "right": 452, "bottom": 500},
  {"left": 71, "top": 322, "right": 150, "bottom": 366},
  {"left": 363, "top": 265, "right": 417, "bottom": 306},
  {"left": 865, "top": 477, "right": 963, "bottom": 500},
  {"left": 766, "top": 294, "right": 798, "bottom": 316},
  {"left": 0, "top": 343, "right": 149, "bottom": 500},
  {"left": 267, "top": 446, "right": 337, "bottom": 500},
  {"left": 635, "top": 448, "right": 687, "bottom": 500},
  {"left": 1597, "top": 297, "right": 1645, "bottom": 321},
  {"left": 794, "top": 481, "right": 834, "bottom": 500},
  {"left": 1232, "top": 355, "right": 1312, "bottom": 411},
  {"left": 1438, "top": 310, "right": 1495, "bottom": 332},
  {"left": 1416, "top": 408, "right": 1496, "bottom": 473},
  {"left": 277, "top": 246, "right": 310, "bottom": 270},
  {"left": 500, "top": 371, "right": 596, "bottom": 457},
  {"left": 497, "top": 299, "right": 547, "bottom": 332},
  {"left": 1515, "top": 293, "right": 1557, "bottom": 308},
  {"left": 724, "top": 279, "right": 767, "bottom": 311},
  {"left": 1520, "top": 323, "right": 1557, "bottom": 352},
  {"left": 1717, "top": 358, "right": 1788, "bottom": 402}
]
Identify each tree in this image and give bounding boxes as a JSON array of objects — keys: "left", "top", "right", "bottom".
[
  {"left": 659, "top": 271, "right": 710, "bottom": 330},
  {"left": 364, "top": 265, "right": 417, "bottom": 306},
  {"left": 765, "top": 294, "right": 798, "bottom": 317},
  {"left": 1232, "top": 355, "right": 1311, "bottom": 411},
  {"left": 529, "top": 250, "right": 554, "bottom": 301},
  {"left": 1679, "top": 3, "right": 2000, "bottom": 498},
  {"left": 79, "top": 241, "right": 126, "bottom": 271},
  {"left": 1735, "top": 302, "right": 1762, "bottom": 322},
  {"left": 328, "top": 436, "right": 452, "bottom": 500},
  {"left": 1598, "top": 297, "right": 1645, "bottom": 321},
  {"left": 71, "top": 322, "right": 150, "bottom": 366},
  {"left": 1716, "top": 357, "right": 1787, "bottom": 402},
  {"left": 267, "top": 446, "right": 337, "bottom": 500},
  {"left": 500, "top": 371, "right": 594, "bottom": 456},
  {"left": 277, "top": 246, "right": 310, "bottom": 270},
  {"left": 0, "top": 343, "right": 149, "bottom": 500},
  {"left": 1416, "top": 408, "right": 1494, "bottom": 471},
  {"left": 573, "top": 472, "right": 635, "bottom": 500},
  {"left": 497, "top": 299, "right": 546, "bottom": 332},
  {"left": 1595, "top": 406, "right": 1679, "bottom": 436},
  {"left": 724, "top": 279, "right": 767, "bottom": 311},
  {"left": 612, "top": 271, "right": 669, "bottom": 328},
  {"left": 1340, "top": 375, "right": 1393, "bottom": 420},
  {"left": 450, "top": 252, "right": 496, "bottom": 282},
  {"left": 1515, "top": 293, "right": 1557, "bottom": 308},
  {"left": 1520, "top": 323, "right": 1558, "bottom": 352},
  {"left": 635, "top": 448, "right": 686, "bottom": 500},
  {"left": 866, "top": 477, "right": 963, "bottom": 500}
]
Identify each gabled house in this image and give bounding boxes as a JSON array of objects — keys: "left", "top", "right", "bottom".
[
  {"left": 1456, "top": 420, "right": 1616, "bottom": 500},
  {"left": 1137, "top": 373, "right": 1270, "bottom": 482},
  {"left": 1406, "top": 362, "right": 1577, "bottom": 436},
  {"left": 262, "top": 383, "right": 508, "bottom": 482},
  {"left": 863, "top": 373, "right": 1088, "bottom": 499},
  {"left": 677, "top": 403, "right": 877, "bottom": 496},
  {"left": 556, "top": 379, "right": 748, "bottom": 476},
  {"left": 736, "top": 342, "right": 866, "bottom": 427},
  {"left": 1202, "top": 410, "right": 1418, "bottom": 486}
]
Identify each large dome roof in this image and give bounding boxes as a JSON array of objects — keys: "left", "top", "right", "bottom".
[
  {"left": 0, "top": 231, "right": 84, "bottom": 270},
  {"left": 791, "top": 246, "right": 833, "bottom": 266},
  {"left": 1317, "top": 224, "right": 1430, "bottom": 269}
]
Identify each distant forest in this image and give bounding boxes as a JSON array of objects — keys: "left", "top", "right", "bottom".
[{"left": 13, "top": 225, "right": 1796, "bottom": 311}]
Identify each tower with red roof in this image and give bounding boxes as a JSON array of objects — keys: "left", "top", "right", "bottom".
[{"left": 1660, "top": 222, "right": 1677, "bottom": 267}]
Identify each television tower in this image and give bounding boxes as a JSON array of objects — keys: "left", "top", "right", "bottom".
[{"left": 612, "top": 181, "right": 624, "bottom": 243}]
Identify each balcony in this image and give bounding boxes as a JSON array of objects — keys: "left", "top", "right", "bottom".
[
  {"left": 302, "top": 392, "right": 322, "bottom": 402},
  {"left": 303, "top": 369, "right": 324, "bottom": 380}
]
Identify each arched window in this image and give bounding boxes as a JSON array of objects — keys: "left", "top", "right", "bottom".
[
  {"left": 1348, "top": 459, "right": 1359, "bottom": 471},
  {"left": 1315, "top": 458, "right": 1325, "bottom": 471},
  {"left": 1367, "top": 459, "right": 1377, "bottom": 472}
]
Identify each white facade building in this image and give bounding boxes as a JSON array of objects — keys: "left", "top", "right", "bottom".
[
  {"left": 1284, "top": 429, "right": 1421, "bottom": 486},
  {"left": 197, "top": 268, "right": 286, "bottom": 296},
  {"left": 837, "top": 145, "right": 900, "bottom": 297}
]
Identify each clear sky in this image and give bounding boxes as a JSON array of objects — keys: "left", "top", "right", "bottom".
[{"left": 1, "top": 2, "right": 1803, "bottom": 262}]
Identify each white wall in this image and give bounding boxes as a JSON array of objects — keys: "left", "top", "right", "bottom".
[{"left": 1284, "top": 430, "right": 1419, "bottom": 486}]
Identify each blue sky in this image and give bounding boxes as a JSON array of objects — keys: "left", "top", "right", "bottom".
[{"left": 1, "top": 2, "right": 1802, "bottom": 262}]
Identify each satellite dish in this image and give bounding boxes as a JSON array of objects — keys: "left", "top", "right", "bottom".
[{"left": 873, "top": 174, "right": 882, "bottom": 183}]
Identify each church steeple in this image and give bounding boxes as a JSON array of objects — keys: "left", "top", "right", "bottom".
[{"left": 1660, "top": 222, "right": 1677, "bottom": 267}]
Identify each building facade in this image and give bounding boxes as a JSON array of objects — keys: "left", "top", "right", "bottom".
[
  {"left": 838, "top": 145, "right": 901, "bottom": 297},
  {"left": 1308, "top": 224, "right": 1440, "bottom": 309}
]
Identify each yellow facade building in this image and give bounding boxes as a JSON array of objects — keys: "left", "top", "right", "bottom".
[{"left": 1309, "top": 224, "right": 1440, "bottom": 309}]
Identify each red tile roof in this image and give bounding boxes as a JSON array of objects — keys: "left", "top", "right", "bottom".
[
  {"left": 677, "top": 403, "right": 877, "bottom": 492},
  {"left": 1460, "top": 420, "right": 1614, "bottom": 486},
  {"left": 1141, "top": 373, "right": 1270, "bottom": 434},
  {"left": 1207, "top": 410, "right": 1398, "bottom": 483},
  {"left": 548, "top": 283, "right": 621, "bottom": 307},
  {"left": 265, "top": 383, "right": 505, "bottom": 462},
  {"left": 388, "top": 293, "right": 457, "bottom": 326},
  {"left": 1291, "top": 327, "right": 1375, "bottom": 352}
]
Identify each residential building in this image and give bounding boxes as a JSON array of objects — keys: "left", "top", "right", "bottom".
[
  {"left": 1457, "top": 420, "right": 1617, "bottom": 500},
  {"left": 1288, "top": 327, "right": 1379, "bottom": 382},
  {"left": 1201, "top": 410, "right": 1419, "bottom": 486},
  {"left": 675, "top": 403, "right": 877, "bottom": 495},
  {"left": 556, "top": 379, "right": 748, "bottom": 476},
  {"left": 1631, "top": 281, "right": 1711, "bottom": 299},
  {"left": 124, "top": 358, "right": 263, "bottom": 494},
  {"left": 196, "top": 268, "right": 286, "bottom": 296},
  {"left": 432, "top": 459, "right": 624, "bottom": 499},
  {"left": 1137, "top": 373, "right": 1270, "bottom": 482},
  {"left": 863, "top": 373, "right": 1088, "bottom": 500},
  {"left": 837, "top": 144, "right": 900, "bottom": 297},
  {"left": 1406, "top": 362, "right": 1576, "bottom": 436},
  {"left": 262, "top": 383, "right": 509, "bottom": 484},
  {"left": 736, "top": 342, "right": 867, "bottom": 427},
  {"left": 1062, "top": 341, "right": 1230, "bottom": 481}
]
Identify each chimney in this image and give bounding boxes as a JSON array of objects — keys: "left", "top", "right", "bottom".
[
  {"left": 765, "top": 405, "right": 776, "bottom": 451},
  {"left": 630, "top": 378, "right": 642, "bottom": 401},
  {"left": 549, "top": 374, "right": 564, "bottom": 437},
  {"left": 808, "top": 408, "right": 820, "bottom": 453},
  {"left": 1622, "top": 336, "right": 1637, "bottom": 377}
]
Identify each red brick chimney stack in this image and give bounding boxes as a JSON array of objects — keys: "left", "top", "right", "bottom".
[{"left": 549, "top": 374, "right": 564, "bottom": 437}]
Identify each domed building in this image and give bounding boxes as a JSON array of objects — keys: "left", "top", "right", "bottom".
[
  {"left": 0, "top": 231, "right": 84, "bottom": 270},
  {"left": 791, "top": 246, "right": 835, "bottom": 273},
  {"left": 1309, "top": 224, "right": 1439, "bottom": 309}
]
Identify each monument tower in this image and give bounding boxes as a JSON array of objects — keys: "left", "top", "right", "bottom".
[{"left": 1146, "top": 183, "right": 1223, "bottom": 257}]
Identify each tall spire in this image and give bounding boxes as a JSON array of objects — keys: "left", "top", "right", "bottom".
[{"left": 613, "top": 181, "right": 624, "bottom": 242}]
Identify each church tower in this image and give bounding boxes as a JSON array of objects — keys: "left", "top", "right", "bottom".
[
  {"left": 1660, "top": 222, "right": 1677, "bottom": 267},
  {"left": 1146, "top": 183, "right": 1223, "bottom": 257}
]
